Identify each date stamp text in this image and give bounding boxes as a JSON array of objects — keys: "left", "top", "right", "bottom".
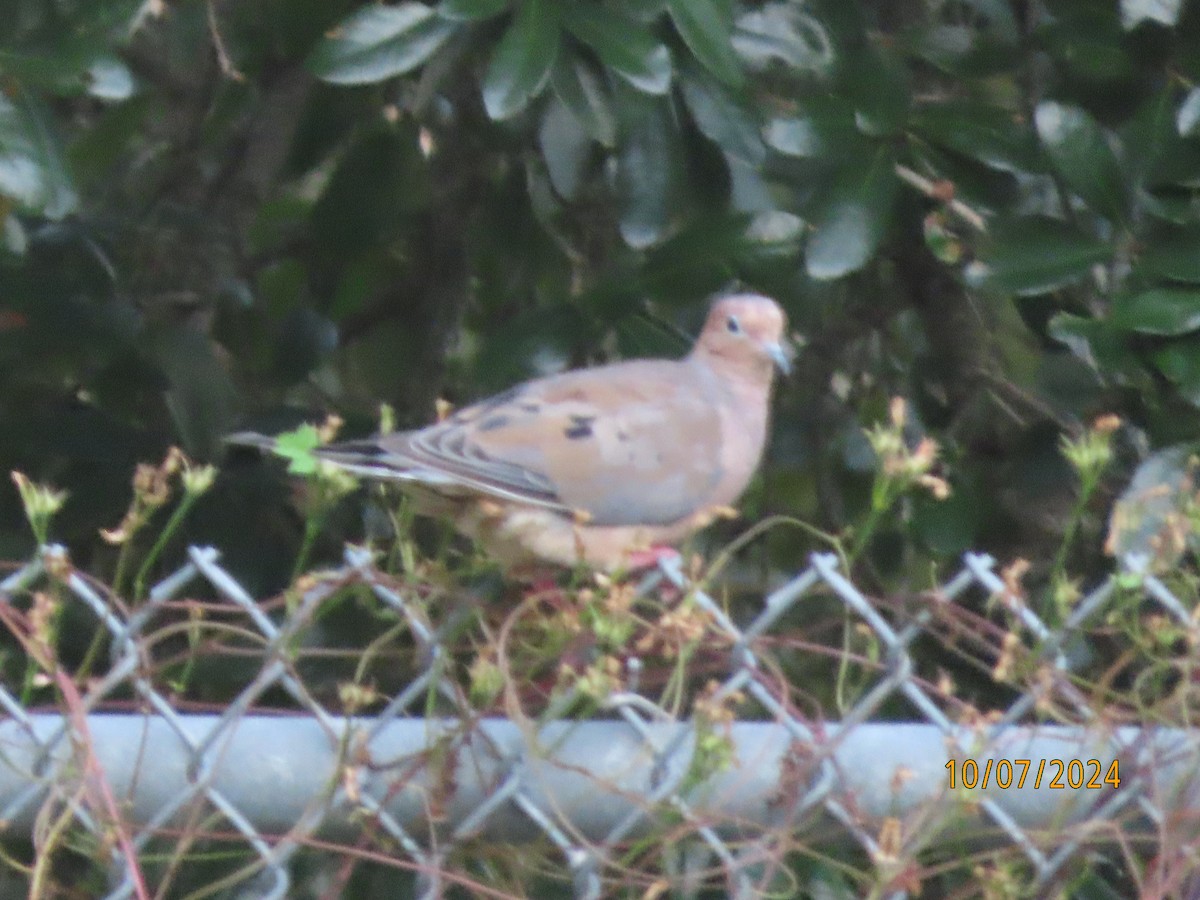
[{"left": 945, "top": 758, "right": 1121, "bottom": 790}]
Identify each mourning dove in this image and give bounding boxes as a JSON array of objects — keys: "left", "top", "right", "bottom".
[{"left": 232, "top": 294, "right": 791, "bottom": 572}]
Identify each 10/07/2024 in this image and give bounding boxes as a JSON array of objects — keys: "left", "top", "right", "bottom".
[{"left": 946, "top": 758, "right": 1121, "bottom": 790}]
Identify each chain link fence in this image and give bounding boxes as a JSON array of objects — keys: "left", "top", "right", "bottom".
[{"left": 1, "top": 540, "right": 1198, "bottom": 898}]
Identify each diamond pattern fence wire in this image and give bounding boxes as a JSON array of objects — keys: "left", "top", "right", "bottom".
[{"left": 0, "top": 542, "right": 1199, "bottom": 898}]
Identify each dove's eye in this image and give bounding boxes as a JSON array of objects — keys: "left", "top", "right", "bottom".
[{"left": 725, "top": 315, "right": 742, "bottom": 334}]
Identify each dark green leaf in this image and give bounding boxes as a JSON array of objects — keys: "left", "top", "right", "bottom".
[
  {"left": 1036, "top": 346, "right": 1108, "bottom": 411},
  {"left": 667, "top": 0, "right": 743, "bottom": 87},
  {"left": 1121, "top": 0, "right": 1182, "bottom": 29},
  {"left": 0, "top": 94, "right": 77, "bottom": 219},
  {"left": 1111, "top": 288, "right": 1200, "bottom": 335},
  {"left": 1154, "top": 339, "right": 1200, "bottom": 408},
  {"left": 564, "top": 5, "right": 671, "bottom": 95},
  {"left": 3, "top": 217, "right": 26, "bottom": 255},
  {"left": 526, "top": 143, "right": 562, "bottom": 225},
  {"left": 1034, "top": 101, "right": 1127, "bottom": 222},
  {"left": 539, "top": 97, "right": 592, "bottom": 200},
  {"left": 764, "top": 118, "right": 819, "bottom": 157},
  {"left": 483, "top": 0, "right": 560, "bottom": 120},
  {"left": 1177, "top": 87, "right": 1200, "bottom": 137},
  {"left": 1107, "top": 445, "right": 1200, "bottom": 569},
  {"left": 84, "top": 57, "right": 135, "bottom": 100},
  {"left": 805, "top": 147, "right": 898, "bottom": 280},
  {"left": 1048, "top": 313, "right": 1146, "bottom": 385},
  {"left": 147, "top": 325, "right": 240, "bottom": 458},
  {"left": 971, "top": 217, "right": 1109, "bottom": 295},
  {"left": 678, "top": 66, "right": 764, "bottom": 165},
  {"left": 909, "top": 24, "right": 972, "bottom": 71},
  {"left": 1139, "top": 189, "right": 1200, "bottom": 225},
  {"left": 615, "top": 93, "right": 682, "bottom": 248},
  {"left": 844, "top": 47, "right": 909, "bottom": 137},
  {"left": 308, "top": 4, "right": 457, "bottom": 85},
  {"left": 1127, "top": 88, "right": 1200, "bottom": 190},
  {"left": 619, "top": 0, "right": 669, "bottom": 22},
  {"left": 1147, "top": 136, "right": 1200, "bottom": 189},
  {"left": 727, "top": 155, "right": 775, "bottom": 212},
  {"left": 733, "top": 3, "right": 833, "bottom": 74},
  {"left": 439, "top": 0, "right": 508, "bottom": 21},
  {"left": 550, "top": 53, "right": 617, "bottom": 147},
  {"left": 1124, "top": 89, "right": 1178, "bottom": 185},
  {"left": 1138, "top": 225, "right": 1200, "bottom": 281},
  {"left": 743, "top": 210, "right": 804, "bottom": 254},
  {"left": 910, "top": 102, "right": 1041, "bottom": 175},
  {"left": 0, "top": 32, "right": 136, "bottom": 100},
  {"left": 763, "top": 95, "right": 863, "bottom": 159}
]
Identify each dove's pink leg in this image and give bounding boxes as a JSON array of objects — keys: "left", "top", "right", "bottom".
[
  {"left": 527, "top": 575, "right": 560, "bottom": 596},
  {"left": 623, "top": 546, "right": 686, "bottom": 603},
  {"left": 624, "top": 546, "right": 682, "bottom": 571}
]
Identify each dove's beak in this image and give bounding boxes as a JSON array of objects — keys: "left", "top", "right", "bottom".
[{"left": 765, "top": 340, "right": 795, "bottom": 375}]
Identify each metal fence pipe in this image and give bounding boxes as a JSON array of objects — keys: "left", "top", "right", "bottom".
[{"left": 0, "top": 714, "right": 1194, "bottom": 843}]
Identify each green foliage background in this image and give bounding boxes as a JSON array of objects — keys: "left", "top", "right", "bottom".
[{"left": 2, "top": 0, "right": 1197, "bottom": 591}]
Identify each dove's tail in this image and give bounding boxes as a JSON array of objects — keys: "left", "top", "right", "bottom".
[
  {"left": 223, "top": 431, "right": 281, "bottom": 452},
  {"left": 313, "top": 444, "right": 469, "bottom": 490}
]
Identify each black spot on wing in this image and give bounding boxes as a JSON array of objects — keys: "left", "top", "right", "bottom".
[
  {"left": 477, "top": 414, "right": 511, "bottom": 432},
  {"left": 563, "top": 414, "right": 595, "bottom": 441}
]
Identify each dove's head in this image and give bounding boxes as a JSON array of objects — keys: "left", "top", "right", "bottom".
[{"left": 693, "top": 294, "right": 793, "bottom": 379}]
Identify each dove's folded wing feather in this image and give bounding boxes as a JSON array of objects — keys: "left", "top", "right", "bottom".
[{"left": 315, "top": 359, "right": 726, "bottom": 527}]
